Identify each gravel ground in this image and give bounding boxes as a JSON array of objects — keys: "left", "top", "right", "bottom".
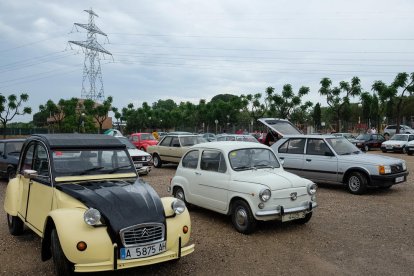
[{"left": 1, "top": 151, "right": 413, "bottom": 275}]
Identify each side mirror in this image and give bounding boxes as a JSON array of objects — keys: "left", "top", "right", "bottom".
[{"left": 23, "top": 169, "right": 38, "bottom": 179}]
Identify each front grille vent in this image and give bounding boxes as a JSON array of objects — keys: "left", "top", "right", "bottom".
[{"left": 120, "top": 223, "right": 165, "bottom": 247}]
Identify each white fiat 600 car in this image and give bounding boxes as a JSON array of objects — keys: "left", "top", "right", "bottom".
[{"left": 170, "top": 142, "right": 317, "bottom": 234}]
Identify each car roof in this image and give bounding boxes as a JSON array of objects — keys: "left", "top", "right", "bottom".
[
  {"left": 29, "top": 134, "right": 126, "bottom": 149},
  {"left": 191, "top": 141, "right": 270, "bottom": 153}
]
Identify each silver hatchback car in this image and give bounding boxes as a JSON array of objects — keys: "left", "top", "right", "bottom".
[{"left": 259, "top": 118, "right": 409, "bottom": 194}]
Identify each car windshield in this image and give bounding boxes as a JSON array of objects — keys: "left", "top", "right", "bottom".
[
  {"left": 118, "top": 137, "right": 137, "bottom": 149},
  {"left": 390, "top": 134, "right": 409, "bottom": 141},
  {"left": 229, "top": 148, "right": 280, "bottom": 171},
  {"left": 141, "top": 134, "right": 155, "bottom": 140},
  {"left": 356, "top": 134, "right": 371, "bottom": 140},
  {"left": 179, "top": 136, "right": 206, "bottom": 146},
  {"left": 52, "top": 148, "right": 135, "bottom": 177},
  {"left": 325, "top": 138, "right": 361, "bottom": 155}
]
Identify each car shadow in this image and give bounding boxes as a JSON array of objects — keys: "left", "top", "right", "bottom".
[{"left": 316, "top": 182, "right": 403, "bottom": 196}]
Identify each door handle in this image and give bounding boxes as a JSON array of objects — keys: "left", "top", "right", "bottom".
[
  {"left": 195, "top": 172, "right": 201, "bottom": 175},
  {"left": 306, "top": 159, "right": 312, "bottom": 162}
]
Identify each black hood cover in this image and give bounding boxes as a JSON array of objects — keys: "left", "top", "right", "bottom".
[{"left": 56, "top": 178, "right": 165, "bottom": 241}]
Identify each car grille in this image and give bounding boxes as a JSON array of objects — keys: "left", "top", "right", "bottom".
[
  {"left": 132, "top": 156, "right": 147, "bottom": 162},
  {"left": 120, "top": 223, "right": 165, "bottom": 247},
  {"left": 391, "top": 164, "right": 404, "bottom": 173}
]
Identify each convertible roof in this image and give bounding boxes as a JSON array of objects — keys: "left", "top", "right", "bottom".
[{"left": 29, "top": 134, "right": 126, "bottom": 149}]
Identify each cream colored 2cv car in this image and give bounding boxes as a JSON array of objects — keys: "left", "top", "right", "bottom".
[
  {"left": 4, "top": 134, "right": 194, "bottom": 275},
  {"left": 170, "top": 142, "right": 318, "bottom": 234}
]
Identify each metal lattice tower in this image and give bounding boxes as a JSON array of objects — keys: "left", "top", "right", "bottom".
[{"left": 69, "top": 9, "right": 112, "bottom": 102}]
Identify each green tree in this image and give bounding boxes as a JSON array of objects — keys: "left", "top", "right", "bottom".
[
  {"left": 84, "top": 96, "right": 113, "bottom": 133},
  {"left": 319, "top": 77, "right": 362, "bottom": 132},
  {"left": 312, "top": 103, "right": 322, "bottom": 130},
  {"left": 0, "top": 93, "right": 32, "bottom": 138},
  {"left": 240, "top": 93, "right": 266, "bottom": 125}
]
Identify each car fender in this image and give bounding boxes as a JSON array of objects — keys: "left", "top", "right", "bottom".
[
  {"left": 160, "top": 197, "right": 191, "bottom": 248},
  {"left": 171, "top": 175, "right": 190, "bottom": 201},
  {"left": 48, "top": 208, "right": 113, "bottom": 264},
  {"left": 4, "top": 177, "right": 20, "bottom": 216},
  {"left": 342, "top": 166, "right": 371, "bottom": 183}
]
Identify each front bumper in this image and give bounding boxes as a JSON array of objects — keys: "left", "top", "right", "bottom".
[
  {"left": 370, "top": 171, "right": 409, "bottom": 187},
  {"left": 136, "top": 165, "right": 152, "bottom": 175},
  {"left": 381, "top": 145, "right": 404, "bottom": 152},
  {"left": 255, "top": 201, "right": 317, "bottom": 217},
  {"left": 74, "top": 240, "right": 194, "bottom": 273}
]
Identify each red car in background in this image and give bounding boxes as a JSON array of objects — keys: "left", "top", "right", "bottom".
[{"left": 129, "top": 132, "right": 158, "bottom": 151}]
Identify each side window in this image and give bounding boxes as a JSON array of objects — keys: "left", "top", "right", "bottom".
[
  {"left": 389, "top": 126, "right": 396, "bottom": 129},
  {"left": 171, "top": 137, "right": 180, "bottom": 147},
  {"left": 182, "top": 150, "right": 199, "bottom": 169},
  {"left": 21, "top": 143, "right": 35, "bottom": 172},
  {"left": 409, "top": 135, "right": 414, "bottom": 141},
  {"left": 132, "top": 136, "right": 138, "bottom": 142},
  {"left": 200, "top": 150, "right": 227, "bottom": 173},
  {"left": 33, "top": 144, "right": 50, "bottom": 180},
  {"left": 278, "top": 140, "right": 288, "bottom": 153},
  {"left": 306, "top": 139, "right": 332, "bottom": 156},
  {"left": 217, "top": 137, "right": 225, "bottom": 141},
  {"left": 160, "top": 137, "right": 172, "bottom": 146},
  {"left": 286, "top": 138, "right": 305, "bottom": 154},
  {"left": 0, "top": 142, "right": 4, "bottom": 156}
]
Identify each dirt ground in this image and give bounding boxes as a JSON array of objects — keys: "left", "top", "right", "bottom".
[{"left": 1, "top": 151, "right": 413, "bottom": 275}]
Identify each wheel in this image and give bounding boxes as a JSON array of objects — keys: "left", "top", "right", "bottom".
[
  {"left": 381, "top": 149, "right": 387, "bottom": 153},
  {"left": 295, "top": 212, "right": 313, "bottom": 224},
  {"left": 402, "top": 147, "right": 407, "bottom": 154},
  {"left": 51, "top": 229, "right": 74, "bottom": 276},
  {"left": 140, "top": 147, "right": 146, "bottom": 152},
  {"left": 7, "top": 214, "right": 24, "bottom": 236},
  {"left": 346, "top": 171, "right": 368, "bottom": 195},
  {"left": 173, "top": 187, "right": 189, "bottom": 206},
  {"left": 7, "top": 168, "right": 16, "bottom": 181},
  {"left": 231, "top": 200, "right": 256, "bottom": 234},
  {"left": 364, "top": 144, "right": 369, "bottom": 152},
  {"left": 153, "top": 154, "right": 162, "bottom": 168}
]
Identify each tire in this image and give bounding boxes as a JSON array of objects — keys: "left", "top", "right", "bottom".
[
  {"left": 402, "top": 147, "right": 407, "bottom": 154},
  {"left": 295, "top": 212, "right": 313, "bottom": 224},
  {"left": 51, "top": 229, "right": 74, "bottom": 276},
  {"left": 231, "top": 200, "right": 257, "bottom": 234},
  {"left": 173, "top": 187, "right": 190, "bottom": 206},
  {"left": 153, "top": 154, "right": 162, "bottom": 168},
  {"left": 7, "top": 214, "right": 24, "bottom": 236},
  {"left": 346, "top": 171, "right": 368, "bottom": 195},
  {"left": 7, "top": 168, "right": 16, "bottom": 181},
  {"left": 381, "top": 149, "right": 387, "bottom": 153},
  {"left": 364, "top": 145, "right": 369, "bottom": 152}
]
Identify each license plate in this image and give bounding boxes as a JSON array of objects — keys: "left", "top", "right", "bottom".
[
  {"left": 395, "top": 176, "right": 404, "bottom": 183},
  {"left": 135, "top": 163, "right": 143, "bottom": 168},
  {"left": 282, "top": 212, "right": 306, "bottom": 222},
  {"left": 386, "top": 145, "right": 393, "bottom": 149},
  {"left": 120, "top": 241, "right": 166, "bottom": 260}
]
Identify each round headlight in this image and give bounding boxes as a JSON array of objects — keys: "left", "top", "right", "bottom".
[
  {"left": 307, "top": 183, "right": 317, "bottom": 195},
  {"left": 84, "top": 208, "right": 101, "bottom": 226},
  {"left": 259, "top": 188, "right": 271, "bottom": 202},
  {"left": 171, "top": 199, "right": 186, "bottom": 215}
]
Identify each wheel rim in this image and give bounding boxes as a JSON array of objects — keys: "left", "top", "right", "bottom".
[
  {"left": 403, "top": 147, "right": 406, "bottom": 153},
  {"left": 364, "top": 145, "right": 369, "bottom": 151},
  {"left": 235, "top": 207, "right": 248, "bottom": 227},
  {"left": 153, "top": 156, "right": 159, "bottom": 166},
  {"left": 349, "top": 176, "right": 361, "bottom": 191},
  {"left": 175, "top": 189, "right": 184, "bottom": 201}
]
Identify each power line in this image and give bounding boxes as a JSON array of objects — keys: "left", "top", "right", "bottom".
[{"left": 0, "top": 34, "right": 66, "bottom": 53}]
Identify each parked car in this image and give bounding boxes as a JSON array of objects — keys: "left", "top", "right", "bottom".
[
  {"left": 353, "top": 133, "right": 386, "bottom": 151},
  {"left": 170, "top": 142, "right": 317, "bottom": 234},
  {"left": 0, "top": 139, "right": 25, "bottom": 180},
  {"left": 216, "top": 134, "right": 259, "bottom": 143},
  {"left": 380, "top": 134, "right": 414, "bottom": 153},
  {"left": 116, "top": 137, "right": 152, "bottom": 175},
  {"left": 103, "top": 129, "right": 123, "bottom": 137},
  {"left": 331, "top": 133, "right": 356, "bottom": 141},
  {"left": 259, "top": 118, "right": 408, "bottom": 194},
  {"left": 167, "top": 131, "right": 193, "bottom": 135},
  {"left": 405, "top": 140, "right": 414, "bottom": 155},
  {"left": 4, "top": 134, "right": 194, "bottom": 275},
  {"left": 129, "top": 132, "right": 158, "bottom": 151},
  {"left": 147, "top": 134, "right": 206, "bottom": 168},
  {"left": 383, "top": 124, "right": 414, "bottom": 137}
]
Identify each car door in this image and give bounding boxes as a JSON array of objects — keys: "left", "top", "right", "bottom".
[
  {"left": 178, "top": 150, "right": 200, "bottom": 203},
  {"left": 157, "top": 136, "right": 173, "bottom": 162},
  {"left": 194, "top": 150, "right": 229, "bottom": 212},
  {"left": 303, "top": 138, "right": 338, "bottom": 183},
  {"left": 276, "top": 138, "right": 306, "bottom": 178},
  {"left": 24, "top": 142, "right": 53, "bottom": 233},
  {"left": 169, "top": 136, "right": 183, "bottom": 163}
]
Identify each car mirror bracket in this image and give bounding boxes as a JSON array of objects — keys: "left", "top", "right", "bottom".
[{"left": 23, "top": 169, "right": 38, "bottom": 179}]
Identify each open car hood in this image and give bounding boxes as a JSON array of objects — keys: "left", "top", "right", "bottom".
[{"left": 258, "top": 118, "right": 302, "bottom": 137}]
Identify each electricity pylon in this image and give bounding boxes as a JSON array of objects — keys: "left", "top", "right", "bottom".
[{"left": 69, "top": 9, "right": 112, "bottom": 102}]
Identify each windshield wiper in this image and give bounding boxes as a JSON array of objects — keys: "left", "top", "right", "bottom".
[
  {"left": 106, "top": 165, "right": 133, "bottom": 174},
  {"left": 340, "top": 152, "right": 352, "bottom": 155},
  {"left": 255, "top": 164, "right": 275, "bottom": 169},
  {"left": 78, "top": 166, "right": 105, "bottom": 175},
  {"left": 234, "top": 166, "right": 255, "bottom": 171}
]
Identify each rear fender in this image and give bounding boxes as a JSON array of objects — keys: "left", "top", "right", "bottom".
[{"left": 4, "top": 177, "right": 20, "bottom": 216}]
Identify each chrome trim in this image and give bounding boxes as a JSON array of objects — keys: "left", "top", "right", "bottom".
[
  {"left": 255, "top": 202, "right": 318, "bottom": 217},
  {"left": 119, "top": 223, "right": 165, "bottom": 247}
]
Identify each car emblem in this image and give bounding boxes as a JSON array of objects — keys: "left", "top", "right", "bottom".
[
  {"left": 290, "top": 192, "right": 297, "bottom": 201},
  {"left": 141, "top": 228, "right": 149, "bottom": 237}
]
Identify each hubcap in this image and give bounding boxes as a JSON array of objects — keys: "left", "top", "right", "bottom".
[
  {"left": 235, "top": 207, "right": 247, "bottom": 226},
  {"left": 154, "top": 156, "right": 159, "bottom": 166},
  {"left": 176, "top": 190, "right": 184, "bottom": 201},
  {"left": 349, "top": 176, "right": 360, "bottom": 191},
  {"left": 364, "top": 145, "right": 369, "bottom": 151}
]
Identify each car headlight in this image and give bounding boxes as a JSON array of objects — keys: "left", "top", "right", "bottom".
[
  {"left": 259, "top": 188, "right": 271, "bottom": 202},
  {"left": 307, "top": 183, "right": 317, "bottom": 195},
  {"left": 171, "top": 199, "right": 186, "bottom": 215},
  {"left": 84, "top": 208, "right": 101, "bottom": 226},
  {"left": 402, "top": 162, "right": 407, "bottom": 171},
  {"left": 378, "top": 165, "right": 391, "bottom": 174}
]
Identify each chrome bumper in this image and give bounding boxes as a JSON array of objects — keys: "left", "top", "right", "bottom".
[{"left": 256, "top": 202, "right": 318, "bottom": 217}]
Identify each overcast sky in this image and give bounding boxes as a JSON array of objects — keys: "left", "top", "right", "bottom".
[{"left": 1, "top": 0, "right": 413, "bottom": 122}]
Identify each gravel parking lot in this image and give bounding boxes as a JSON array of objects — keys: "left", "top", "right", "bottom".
[{"left": 1, "top": 151, "right": 413, "bottom": 275}]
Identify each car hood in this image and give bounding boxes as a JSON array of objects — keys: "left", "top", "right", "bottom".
[
  {"left": 128, "top": 148, "right": 150, "bottom": 157},
  {"left": 232, "top": 168, "right": 311, "bottom": 190},
  {"left": 56, "top": 178, "right": 165, "bottom": 240},
  {"left": 382, "top": 140, "right": 407, "bottom": 146},
  {"left": 338, "top": 153, "right": 404, "bottom": 165}
]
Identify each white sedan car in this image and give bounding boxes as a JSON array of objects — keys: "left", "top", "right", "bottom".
[
  {"left": 170, "top": 142, "right": 317, "bottom": 234},
  {"left": 381, "top": 134, "right": 414, "bottom": 153}
]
